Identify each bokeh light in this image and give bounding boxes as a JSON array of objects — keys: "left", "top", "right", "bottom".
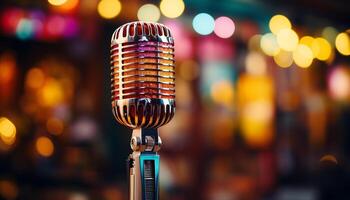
[
  {"left": 97, "top": 0, "right": 122, "bottom": 19},
  {"left": 311, "top": 37, "right": 331, "bottom": 61},
  {"left": 48, "top": 0, "right": 67, "bottom": 6},
  {"left": 0, "top": 180, "right": 18, "bottom": 200},
  {"left": 328, "top": 67, "right": 350, "bottom": 100},
  {"left": 276, "top": 29, "right": 299, "bottom": 51},
  {"left": 160, "top": 0, "right": 185, "bottom": 19},
  {"left": 335, "top": 32, "right": 350, "bottom": 56},
  {"left": 179, "top": 60, "right": 199, "bottom": 81},
  {"left": 269, "top": 14, "right": 291, "bottom": 34},
  {"left": 0, "top": 117, "right": 16, "bottom": 145},
  {"left": 245, "top": 52, "right": 267, "bottom": 75},
  {"left": 210, "top": 80, "right": 234, "bottom": 106},
  {"left": 260, "top": 33, "right": 280, "bottom": 56},
  {"left": 322, "top": 26, "right": 338, "bottom": 45},
  {"left": 25, "top": 68, "right": 45, "bottom": 89},
  {"left": 137, "top": 4, "right": 160, "bottom": 22},
  {"left": 36, "top": 136, "right": 54, "bottom": 157},
  {"left": 16, "top": 18, "right": 34, "bottom": 40},
  {"left": 214, "top": 16, "right": 235, "bottom": 38},
  {"left": 192, "top": 13, "right": 215, "bottom": 35},
  {"left": 50, "top": 0, "right": 79, "bottom": 13},
  {"left": 273, "top": 50, "right": 293, "bottom": 68},
  {"left": 38, "top": 79, "right": 64, "bottom": 107},
  {"left": 293, "top": 44, "right": 313, "bottom": 68}
]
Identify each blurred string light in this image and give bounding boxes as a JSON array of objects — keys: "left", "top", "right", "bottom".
[
  {"left": 260, "top": 33, "right": 280, "bottom": 56},
  {"left": 276, "top": 29, "right": 299, "bottom": 51},
  {"left": 0, "top": 117, "right": 16, "bottom": 146},
  {"left": 36, "top": 136, "right": 54, "bottom": 157},
  {"left": 311, "top": 37, "right": 332, "bottom": 61},
  {"left": 293, "top": 44, "right": 313, "bottom": 68},
  {"left": 48, "top": 0, "right": 67, "bottom": 6},
  {"left": 192, "top": 13, "right": 215, "bottom": 35},
  {"left": 137, "top": 4, "right": 160, "bottom": 22},
  {"left": 97, "top": 0, "right": 122, "bottom": 19},
  {"left": 335, "top": 32, "right": 350, "bottom": 56},
  {"left": 160, "top": 0, "right": 185, "bottom": 18},
  {"left": 245, "top": 52, "right": 267, "bottom": 75},
  {"left": 274, "top": 50, "right": 293, "bottom": 68},
  {"left": 46, "top": 117, "right": 64, "bottom": 135},
  {"left": 328, "top": 67, "right": 350, "bottom": 101},
  {"left": 214, "top": 16, "right": 235, "bottom": 38},
  {"left": 269, "top": 14, "right": 291, "bottom": 34}
]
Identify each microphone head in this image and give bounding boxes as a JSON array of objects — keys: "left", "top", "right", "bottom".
[{"left": 110, "top": 21, "right": 175, "bottom": 129}]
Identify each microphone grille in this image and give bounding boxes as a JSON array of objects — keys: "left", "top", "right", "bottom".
[{"left": 110, "top": 22, "right": 175, "bottom": 129}]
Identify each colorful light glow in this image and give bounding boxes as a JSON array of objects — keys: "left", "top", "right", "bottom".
[
  {"left": 192, "top": 13, "right": 214, "bottom": 35},
  {"left": 36, "top": 136, "right": 54, "bottom": 157},
  {"left": 214, "top": 16, "right": 235, "bottom": 39},
  {"left": 48, "top": 0, "right": 67, "bottom": 6},
  {"left": 16, "top": 18, "right": 34, "bottom": 40},
  {"left": 38, "top": 79, "right": 64, "bottom": 107},
  {"left": 273, "top": 50, "right": 293, "bottom": 68},
  {"left": 137, "top": 4, "right": 160, "bottom": 22},
  {"left": 26, "top": 68, "right": 45, "bottom": 89},
  {"left": 276, "top": 29, "right": 299, "bottom": 51},
  {"left": 293, "top": 44, "right": 313, "bottom": 68},
  {"left": 260, "top": 33, "right": 280, "bottom": 56},
  {"left": 160, "top": 0, "right": 185, "bottom": 18},
  {"left": 97, "top": 0, "right": 122, "bottom": 19},
  {"left": 329, "top": 67, "right": 350, "bottom": 101},
  {"left": 269, "top": 14, "right": 291, "bottom": 34},
  {"left": 245, "top": 52, "right": 267, "bottom": 75},
  {"left": 46, "top": 15, "right": 66, "bottom": 37},
  {"left": 335, "top": 32, "right": 350, "bottom": 56},
  {"left": 0, "top": 117, "right": 16, "bottom": 146},
  {"left": 50, "top": 0, "right": 79, "bottom": 13},
  {"left": 248, "top": 34, "right": 262, "bottom": 51},
  {"left": 311, "top": 37, "right": 332, "bottom": 61}
]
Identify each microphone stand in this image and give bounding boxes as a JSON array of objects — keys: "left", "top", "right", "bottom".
[{"left": 128, "top": 128, "right": 162, "bottom": 200}]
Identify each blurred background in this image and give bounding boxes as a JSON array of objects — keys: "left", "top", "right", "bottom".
[{"left": 0, "top": 0, "right": 350, "bottom": 199}]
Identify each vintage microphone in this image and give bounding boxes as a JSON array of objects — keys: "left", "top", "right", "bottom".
[{"left": 110, "top": 21, "right": 175, "bottom": 200}]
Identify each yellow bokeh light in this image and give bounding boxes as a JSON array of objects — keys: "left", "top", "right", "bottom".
[
  {"left": 293, "top": 44, "right": 313, "bottom": 68},
  {"left": 269, "top": 14, "right": 292, "bottom": 34},
  {"left": 273, "top": 50, "right": 293, "bottom": 68},
  {"left": 0, "top": 118, "right": 16, "bottom": 139},
  {"left": 137, "top": 4, "right": 161, "bottom": 22},
  {"left": 48, "top": 0, "right": 67, "bottom": 6},
  {"left": 36, "top": 136, "right": 54, "bottom": 157},
  {"left": 26, "top": 68, "right": 45, "bottom": 89},
  {"left": 276, "top": 29, "right": 299, "bottom": 51},
  {"left": 38, "top": 79, "right": 64, "bottom": 107},
  {"left": 260, "top": 33, "right": 280, "bottom": 56},
  {"left": 51, "top": 0, "right": 79, "bottom": 12},
  {"left": 210, "top": 80, "right": 234, "bottom": 107},
  {"left": 97, "top": 0, "right": 122, "bottom": 19},
  {"left": 329, "top": 67, "right": 350, "bottom": 100},
  {"left": 335, "top": 32, "right": 350, "bottom": 56},
  {"left": 245, "top": 52, "right": 267, "bottom": 75},
  {"left": 299, "top": 36, "right": 314, "bottom": 48},
  {"left": 160, "top": 0, "right": 185, "bottom": 18},
  {"left": 46, "top": 117, "right": 64, "bottom": 135},
  {"left": 311, "top": 37, "right": 331, "bottom": 61}
]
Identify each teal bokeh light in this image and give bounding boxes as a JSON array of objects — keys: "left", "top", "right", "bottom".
[
  {"left": 16, "top": 18, "right": 34, "bottom": 40},
  {"left": 192, "top": 13, "right": 215, "bottom": 35}
]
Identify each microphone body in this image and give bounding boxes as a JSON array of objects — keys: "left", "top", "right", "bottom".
[{"left": 110, "top": 21, "right": 175, "bottom": 200}]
